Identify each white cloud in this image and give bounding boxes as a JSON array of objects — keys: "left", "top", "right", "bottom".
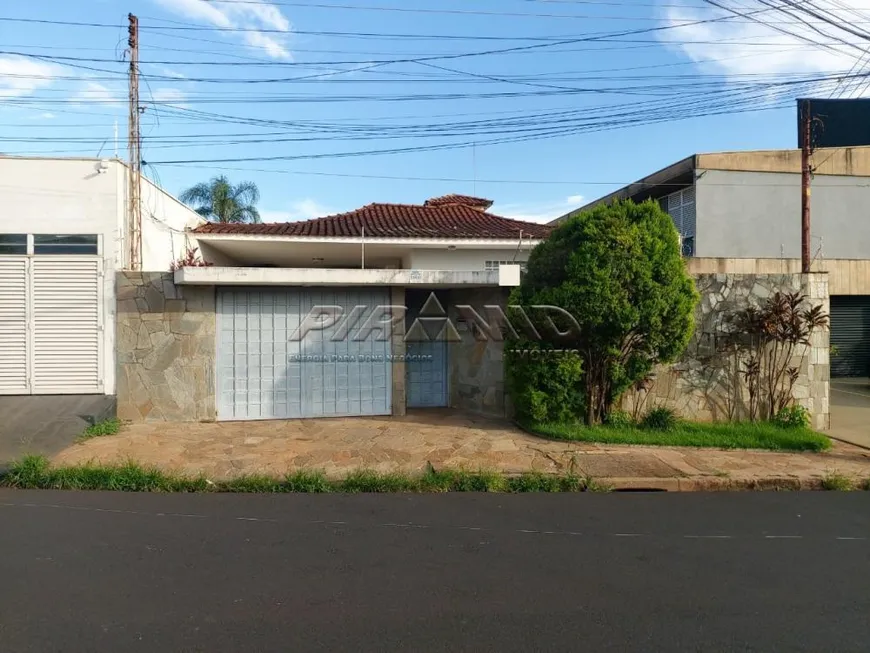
[
  {"left": 261, "top": 199, "right": 333, "bottom": 222},
  {"left": 499, "top": 195, "right": 584, "bottom": 223},
  {"left": 0, "top": 56, "right": 59, "bottom": 99},
  {"left": 73, "top": 81, "right": 122, "bottom": 105},
  {"left": 151, "top": 0, "right": 293, "bottom": 60},
  {"left": 160, "top": 67, "right": 188, "bottom": 79},
  {"left": 151, "top": 87, "right": 188, "bottom": 106},
  {"left": 244, "top": 31, "right": 292, "bottom": 60},
  {"left": 658, "top": 1, "right": 870, "bottom": 95},
  {"left": 152, "top": 0, "right": 232, "bottom": 27}
]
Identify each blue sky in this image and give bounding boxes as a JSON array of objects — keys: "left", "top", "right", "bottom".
[{"left": 0, "top": 0, "right": 865, "bottom": 222}]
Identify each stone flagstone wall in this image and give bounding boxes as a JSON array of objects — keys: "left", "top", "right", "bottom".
[
  {"left": 621, "top": 272, "right": 830, "bottom": 430},
  {"left": 448, "top": 287, "right": 511, "bottom": 417},
  {"left": 116, "top": 272, "right": 216, "bottom": 422}
]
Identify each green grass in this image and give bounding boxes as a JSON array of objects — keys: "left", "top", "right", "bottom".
[
  {"left": 76, "top": 418, "right": 122, "bottom": 443},
  {"left": 529, "top": 421, "right": 832, "bottom": 452},
  {"left": 820, "top": 472, "right": 856, "bottom": 491},
  {"left": 0, "top": 456, "right": 608, "bottom": 494}
]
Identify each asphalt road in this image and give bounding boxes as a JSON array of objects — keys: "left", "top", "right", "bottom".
[{"left": 0, "top": 491, "right": 868, "bottom": 652}]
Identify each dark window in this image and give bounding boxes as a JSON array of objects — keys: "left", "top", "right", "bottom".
[
  {"left": 0, "top": 234, "right": 27, "bottom": 255},
  {"left": 33, "top": 234, "right": 98, "bottom": 255}
]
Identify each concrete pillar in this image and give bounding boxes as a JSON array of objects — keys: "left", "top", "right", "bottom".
[
  {"left": 801, "top": 272, "right": 831, "bottom": 431},
  {"left": 390, "top": 286, "right": 406, "bottom": 416}
]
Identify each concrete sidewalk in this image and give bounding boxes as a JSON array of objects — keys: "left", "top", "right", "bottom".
[{"left": 50, "top": 410, "right": 870, "bottom": 490}]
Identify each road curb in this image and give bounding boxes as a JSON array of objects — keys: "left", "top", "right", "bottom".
[{"left": 606, "top": 476, "right": 823, "bottom": 492}]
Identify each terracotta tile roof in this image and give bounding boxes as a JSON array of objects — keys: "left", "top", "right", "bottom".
[
  {"left": 194, "top": 198, "right": 552, "bottom": 240},
  {"left": 423, "top": 194, "right": 494, "bottom": 210}
]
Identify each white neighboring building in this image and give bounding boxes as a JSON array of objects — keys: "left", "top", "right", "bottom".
[{"left": 0, "top": 156, "right": 204, "bottom": 397}]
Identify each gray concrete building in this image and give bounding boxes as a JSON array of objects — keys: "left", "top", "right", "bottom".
[{"left": 554, "top": 146, "right": 870, "bottom": 378}]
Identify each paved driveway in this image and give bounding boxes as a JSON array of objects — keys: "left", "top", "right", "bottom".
[
  {"left": 830, "top": 378, "right": 870, "bottom": 450},
  {"left": 0, "top": 395, "right": 115, "bottom": 464}
]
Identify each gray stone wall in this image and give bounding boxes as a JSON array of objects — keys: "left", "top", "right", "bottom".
[
  {"left": 116, "top": 272, "right": 216, "bottom": 422},
  {"left": 447, "top": 288, "right": 511, "bottom": 417},
  {"left": 621, "top": 272, "right": 830, "bottom": 430}
]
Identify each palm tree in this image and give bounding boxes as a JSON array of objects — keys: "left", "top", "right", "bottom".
[{"left": 179, "top": 175, "right": 262, "bottom": 223}]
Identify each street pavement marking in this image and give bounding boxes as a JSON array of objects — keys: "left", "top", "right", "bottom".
[
  {"left": 764, "top": 535, "right": 804, "bottom": 539},
  {"left": 236, "top": 516, "right": 279, "bottom": 523},
  {"left": 684, "top": 535, "right": 733, "bottom": 539}
]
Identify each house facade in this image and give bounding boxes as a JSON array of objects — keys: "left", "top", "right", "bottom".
[
  {"left": 0, "top": 156, "right": 204, "bottom": 399},
  {"left": 116, "top": 195, "right": 549, "bottom": 422},
  {"left": 555, "top": 146, "right": 870, "bottom": 378}
]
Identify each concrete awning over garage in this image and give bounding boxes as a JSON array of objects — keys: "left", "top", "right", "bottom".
[{"left": 173, "top": 266, "right": 521, "bottom": 288}]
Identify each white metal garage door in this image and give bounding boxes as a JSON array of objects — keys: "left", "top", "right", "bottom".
[
  {"left": 0, "top": 257, "right": 103, "bottom": 395},
  {"left": 217, "top": 287, "right": 392, "bottom": 420}
]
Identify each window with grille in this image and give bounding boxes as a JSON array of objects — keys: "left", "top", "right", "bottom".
[
  {"left": 661, "top": 187, "right": 696, "bottom": 256},
  {"left": 485, "top": 260, "right": 526, "bottom": 271}
]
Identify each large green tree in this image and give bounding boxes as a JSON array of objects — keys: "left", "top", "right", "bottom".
[
  {"left": 509, "top": 200, "right": 698, "bottom": 425},
  {"left": 179, "top": 175, "right": 261, "bottom": 223}
]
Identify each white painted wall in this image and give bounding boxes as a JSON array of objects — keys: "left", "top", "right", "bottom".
[
  {"left": 407, "top": 248, "right": 531, "bottom": 270},
  {"left": 140, "top": 174, "right": 204, "bottom": 270},
  {"left": 0, "top": 156, "right": 204, "bottom": 396}
]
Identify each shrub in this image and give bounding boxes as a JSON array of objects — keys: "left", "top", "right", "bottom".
[
  {"left": 727, "top": 293, "right": 828, "bottom": 421},
  {"left": 605, "top": 409, "right": 634, "bottom": 428},
  {"left": 771, "top": 405, "right": 811, "bottom": 429},
  {"left": 641, "top": 407, "right": 679, "bottom": 431},
  {"left": 505, "top": 344, "right": 584, "bottom": 424},
  {"left": 508, "top": 199, "right": 698, "bottom": 424}
]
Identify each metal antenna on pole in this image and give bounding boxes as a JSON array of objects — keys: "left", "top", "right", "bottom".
[
  {"left": 127, "top": 13, "right": 142, "bottom": 271},
  {"left": 472, "top": 142, "right": 477, "bottom": 196}
]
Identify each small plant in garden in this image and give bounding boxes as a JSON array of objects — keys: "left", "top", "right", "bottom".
[
  {"left": 169, "top": 247, "right": 214, "bottom": 271},
  {"left": 728, "top": 292, "right": 828, "bottom": 421},
  {"left": 605, "top": 410, "right": 635, "bottom": 428},
  {"left": 772, "top": 405, "right": 810, "bottom": 429},
  {"left": 640, "top": 407, "right": 679, "bottom": 431},
  {"left": 77, "top": 418, "right": 122, "bottom": 442}
]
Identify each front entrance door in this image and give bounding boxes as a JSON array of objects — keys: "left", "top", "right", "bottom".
[{"left": 406, "top": 290, "right": 449, "bottom": 408}]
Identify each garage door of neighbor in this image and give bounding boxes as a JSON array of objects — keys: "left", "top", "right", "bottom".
[
  {"left": 830, "top": 296, "right": 870, "bottom": 378},
  {"left": 217, "top": 288, "right": 392, "bottom": 420},
  {"left": 0, "top": 257, "right": 103, "bottom": 395}
]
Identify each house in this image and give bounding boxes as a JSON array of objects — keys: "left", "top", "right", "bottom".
[
  {"left": 0, "top": 155, "right": 204, "bottom": 400},
  {"left": 554, "top": 146, "right": 870, "bottom": 378},
  {"left": 115, "top": 194, "right": 550, "bottom": 422}
]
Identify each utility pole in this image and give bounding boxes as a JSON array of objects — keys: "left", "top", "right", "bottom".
[
  {"left": 801, "top": 99, "right": 812, "bottom": 273},
  {"left": 127, "top": 13, "right": 142, "bottom": 271}
]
